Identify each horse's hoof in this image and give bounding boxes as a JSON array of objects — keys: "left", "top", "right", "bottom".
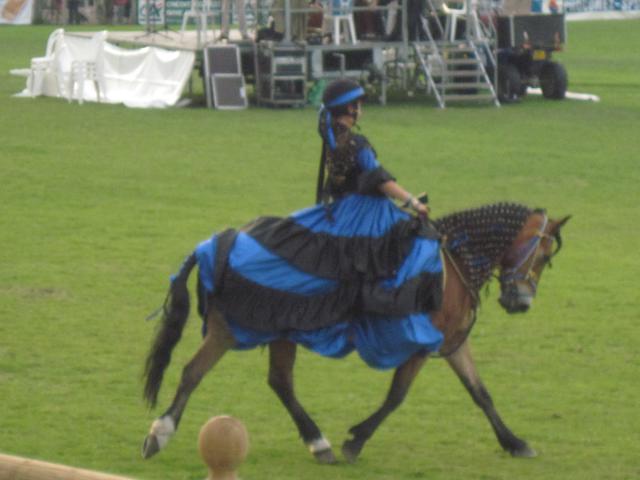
[
  {"left": 341, "top": 438, "right": 363, "bottom": 464},
  {"left": 307, "top": 436, "right": 336, "bottom": 464},
  {"left": 142, "top": 434, "right": 160, "bottom": 459},
  {"left": 142, "top": 416, "right": 175, "bottom": 459},
  {"left": 511, "top": 444, "right": 537, "bottom": 458},
  {"left": 313, "top": 448, "right": 338, "bottom": 465}
]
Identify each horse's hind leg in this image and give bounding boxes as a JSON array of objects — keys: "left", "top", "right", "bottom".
[
  {"left": 142, "top": 308, "right": 235, "bottom": 458},
  {"left": 342, "top": 352, "right": 429, "bottom": 463},
  {"left": 268, "top": 339, "right": 337, "bottom": 464},
  {"left": 446, "top": 340, "right": 536, "bottom": 457}
]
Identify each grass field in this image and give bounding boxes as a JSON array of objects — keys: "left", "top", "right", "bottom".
[{"left": 1, "top": 19, "right": 639, "bottom": 480}]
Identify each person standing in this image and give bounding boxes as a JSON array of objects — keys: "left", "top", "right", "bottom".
[
  {"left": 67, "top": 0, "right": 81, "bottom": 24},
  {"left": 271, "top": 0, "right": 307, "bottom": 41},
  {"left": 219, "top": 0, "right": 249, "bottom": 40},
  {"left": 113, "top": 0, "right": 128, "bottom": 23}
]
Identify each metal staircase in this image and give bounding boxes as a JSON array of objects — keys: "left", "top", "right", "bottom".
[
  {"left": 414, "top": 40, "right": 499, "bottom": 107},
  {"left": 412, "top": 0, "right": 500, "bottom": 108}
]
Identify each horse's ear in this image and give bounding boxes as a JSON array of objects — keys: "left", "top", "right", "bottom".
[
  {"left": 552, "top": 215, "right": 572, "bottom": 232},
  {"left": 557, "top": 215, "right": 572, "bottom": 228}
]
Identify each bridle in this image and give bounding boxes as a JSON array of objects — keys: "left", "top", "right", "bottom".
[
  {"left": 437, "top": 211, "right": 564, "bottom": 354},
  {"left": 498, "top": 214, "right": 562, "bottom": 294}
]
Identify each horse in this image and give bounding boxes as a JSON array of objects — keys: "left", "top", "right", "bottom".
[{"left": 141, "top": 202, "right": 570, "bottom": 464}]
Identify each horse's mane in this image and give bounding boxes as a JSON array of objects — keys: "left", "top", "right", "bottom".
[{"left": 433, "top": 203, "right": 534, "bottom": 292}]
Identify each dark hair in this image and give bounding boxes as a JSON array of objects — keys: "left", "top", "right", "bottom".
[{"left": 317, "top": 78, "right": 366, "bottom": 152}]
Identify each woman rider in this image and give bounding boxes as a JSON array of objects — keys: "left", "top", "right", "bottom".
[{"left": 316, "top": 78, "right": 429, "bottom": 217}]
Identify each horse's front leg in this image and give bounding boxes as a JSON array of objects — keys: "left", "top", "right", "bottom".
[
  {"left": 446, "top": 340, "right": 536, "bottom": 457},
  {"left": 267, "top": 339, "right": 337, "bottom": 464},
  {"left": 142, "top": 309, "right": 235, "bottom": 458},
  {"left": 342, "top": 352, "right": 429, "bottom": 463}
]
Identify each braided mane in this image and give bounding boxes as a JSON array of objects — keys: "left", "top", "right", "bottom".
[{"left": 433, "top": 203, "right": 533, "bottom": 293}]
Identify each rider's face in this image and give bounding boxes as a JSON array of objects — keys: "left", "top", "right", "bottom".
[{"left": 352, "top": 101, "right": 363, "bottom": 121}]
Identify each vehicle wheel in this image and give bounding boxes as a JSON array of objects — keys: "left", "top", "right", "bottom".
[
  {"left": 498, "top": 63, "right": 522, "bottom": 104},
  {"left": 539, "top": 61, "right": 568, "bottom": 99}
]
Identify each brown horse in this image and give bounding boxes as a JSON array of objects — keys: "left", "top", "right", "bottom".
[{"left": 141, "top": 203, "right": 570, "bottom": 464}]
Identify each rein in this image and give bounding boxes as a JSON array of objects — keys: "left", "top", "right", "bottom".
[
  {"left": 436, "top": 245, "right": 479, "bottom": 358},
  {"left": 442, "top": 245, "right": 479, "bottom": 306}
]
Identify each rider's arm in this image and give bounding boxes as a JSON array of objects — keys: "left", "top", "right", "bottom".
[
  {"left": 379, "top": 180, "right": 429, "bottom": 217},
  {"left": 356, "top": 144, "right": 429, "bottom": 217}
]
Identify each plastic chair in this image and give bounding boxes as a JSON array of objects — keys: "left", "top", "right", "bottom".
[
  {"left": 180, "top": 0, "right": 216, "bottom": 48},
  {"left": 325, "top": 0, "right": 357, "bottom": 45},
  {"left": 442, "top": 0, "right": 481, "bottom": 42},
  {"left": 17, "top": 28, "right": 65, "bottom": 97},
  {"left": 29, "top": 28, "right": 65, "bottom": 96},
  {"left": 67, "top": 31, "right": 107, "bottom": 104}
]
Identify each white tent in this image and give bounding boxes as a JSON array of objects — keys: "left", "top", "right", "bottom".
[{"left": 12, "top": 30, "right": 195, "bottom": 108}]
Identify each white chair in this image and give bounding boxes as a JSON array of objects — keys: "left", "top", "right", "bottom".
[
  {"left": 9, "top": 28, "right": 65, "bottom": 97},
  {"left": 180, "top": 0, "right": 216, "bottom": 48},
  {"left": 325, "top": 0, "right": 357, "bottom": 45},
  {"left": 67, "top": 31, "right": 107, "bottom": 104},
  {"left": 442, "top": 0, "right": 481, "bottom": 42}
]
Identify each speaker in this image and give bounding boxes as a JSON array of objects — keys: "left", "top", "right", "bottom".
[
  {"left": 211, "top": 74, "right": 248, "bottom": 109},
  {"left": 203, "top": 45, "right": 248, "bottom": 109},
  {"left": 204, "top": 46, "right": 241, "bottom": 74}
]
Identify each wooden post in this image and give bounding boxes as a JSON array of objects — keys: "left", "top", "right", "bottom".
[
  {"left": 0, "top": 453, "right": 134, "bottom": 480},
  {"left": 198, "top": 416, "right": 249, "bottom": 480}
]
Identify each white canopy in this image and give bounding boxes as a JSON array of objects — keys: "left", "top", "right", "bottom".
[{"left": 12, "top": 30, "right": 195, "bottom": 108}]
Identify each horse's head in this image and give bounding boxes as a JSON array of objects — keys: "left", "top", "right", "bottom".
[{"left": 498, "top": 212, "right": 571, "bottom": 314}]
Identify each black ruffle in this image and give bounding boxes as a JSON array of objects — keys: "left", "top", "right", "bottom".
[
  {"left": 357, "top": 166, "right": 395, "bottom": 195},
  {"left": 360, "top": 272, "right": 443, "bottom": 317},
  {"left": 208, "top": 264, "right": 442, "bottom": 332},
  {"left": 242, "top": 216, "right": 440, "bottom": 281},
  {"left": 211, "top": 267, "right": 358, "bottom": 331}
]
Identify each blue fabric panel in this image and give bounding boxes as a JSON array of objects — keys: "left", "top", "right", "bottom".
[
  {"left": 356, "top": 147, "right": 379, "bottom": 171},
  {"left": 226, "top": 317, "right": 281, "bottom": 350},
  {"left": 382, "top": 238, "right": 442, "bottom": 289},
  {"left": 288, "top": 323, "right": 355, "bottom": 358},
  {"left": 229, "top": 232, "right": 337, "bottom": 295},
  {"left": 225, "top": 317, "right": 354, "bottom": 357},
  {"left": 195, "top": 235, "right": 218, "bottom": 294},
  {"left": 291, "top": 195, "right": 410, "bottom": 238},
  {"left": 226, "top": 312, "right": 443, "bottom": 369},
  {"left": 352, "top": 313, "right": 444, "bottom": 369}
]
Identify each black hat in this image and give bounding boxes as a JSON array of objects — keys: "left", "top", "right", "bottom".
[{"left": 322, "top": 78, "right": 366, "bottom": 110}]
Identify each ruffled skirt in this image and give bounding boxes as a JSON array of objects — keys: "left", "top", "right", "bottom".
[{"left": 194, "top": 194, "right": 444, "bottom": 369}]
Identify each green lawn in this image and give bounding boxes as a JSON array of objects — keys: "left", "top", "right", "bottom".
[{"left": 0, "top": 19, "right": 639, "bottom": 480}]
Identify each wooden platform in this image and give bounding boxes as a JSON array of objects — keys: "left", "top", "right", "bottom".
[
  {"left": 69, "top": 29, "right": 405, "bottom": 54},
  {"left": 69, "top": 28, "right": 253, "bottom": 52}
]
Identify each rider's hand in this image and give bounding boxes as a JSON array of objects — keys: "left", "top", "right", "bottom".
[{"left": 410, "top": 197, "right": 430, "bottom": 219}]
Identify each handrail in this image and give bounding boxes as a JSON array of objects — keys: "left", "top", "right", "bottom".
[
  {"left": 413, "top": 41, "right": 445, "bottom": 108},
  {"left": 468, "top": 40, "right": 500, "bottom": 106}
]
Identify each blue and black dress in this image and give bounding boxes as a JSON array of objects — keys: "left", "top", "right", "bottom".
[{"left": 195, "top": 124, "right": 444, "bottom": 369}]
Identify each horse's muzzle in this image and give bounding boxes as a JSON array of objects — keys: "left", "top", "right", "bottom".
[
  {"left": 499, "top": 283, "right": 533, "bottom": 314},
  {"left": 499, "top": 295, "right": 531, "bottom": 314}
]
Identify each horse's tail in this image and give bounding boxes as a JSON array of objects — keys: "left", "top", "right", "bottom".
[{"left": 143, "top": 252, "right": 198, "bottom": 408}]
